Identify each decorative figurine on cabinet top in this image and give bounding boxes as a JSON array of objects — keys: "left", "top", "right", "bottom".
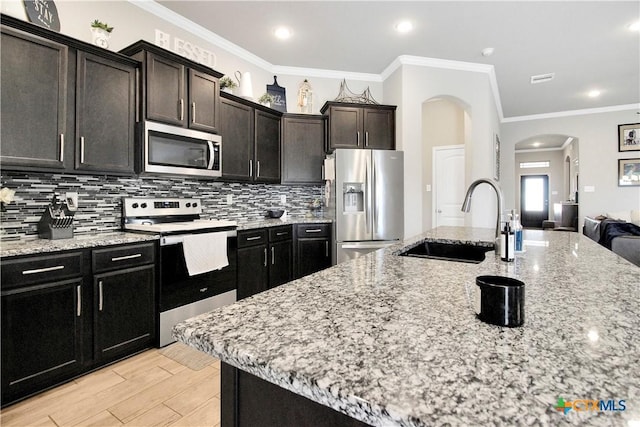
[{"left": 298, "top": 79, "right": 313, "bottom": 114}]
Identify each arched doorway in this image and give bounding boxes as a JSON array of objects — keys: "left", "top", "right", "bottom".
[
  {"left": 513, "top": 134, "right": 579, "bottom": 229},
  {"left": 422, "top": 96, "right": 471, "bottom": 231}
]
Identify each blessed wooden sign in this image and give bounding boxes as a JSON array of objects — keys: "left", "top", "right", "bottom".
[{"left": 23, "top": 0, "right": 60, "bottom": 32}]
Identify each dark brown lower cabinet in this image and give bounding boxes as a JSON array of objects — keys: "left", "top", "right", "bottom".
[
  {"left": 0, "top": 242, "right": 157, "bottom": 406},
  {"left": 94, "top": 265, "right": 155, "bottom": 363},
  {"left": 1, "top": 278, "right": 84, "bottom": 405},
  {"left": 237, "top": 226, "right": 293, "bottom": 299},
  {"left": 237, "top": 243, "right": 269, "bottom": 300},
  {"left": 221, "top": 363, "right": 370, "bottom": 427},
  {"left": 294, "top": 223, "right": 332, "bottom": 279}
]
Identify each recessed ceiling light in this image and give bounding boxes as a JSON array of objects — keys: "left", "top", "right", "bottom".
[
  {"left": 274, "top": 26, "right": 292, "bottom": 40},
  {"left": 628, "top": 21, "right": 640, "bottom": 31},
  {"left": 395, "top": 20, "right": 413, "bottom": 33},
  {"left": 532, "top": 142, "right": 541, "bottom": 147},
  {"left": 588, "top": 90, "right": 601, "bottom": 98}
]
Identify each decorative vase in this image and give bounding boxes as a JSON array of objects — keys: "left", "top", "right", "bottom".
[
  {"left": 91, "top": 27, "right": 110, "bottom": 48},
  {"left": 221, "top": 87, "right": 233, "bottom": 94}
]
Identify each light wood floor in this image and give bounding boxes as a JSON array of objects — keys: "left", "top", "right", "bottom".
[{"left": 0, "top": 344, "right": 221, "bottom": 427}]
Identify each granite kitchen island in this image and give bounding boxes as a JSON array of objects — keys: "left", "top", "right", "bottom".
[{"left": 173, "top": 227, "right": 640, "bottom": 426}]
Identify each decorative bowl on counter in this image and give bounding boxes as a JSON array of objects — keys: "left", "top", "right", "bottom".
[{"left": 265, "top": 208, "right": 285, "bottom": 218}]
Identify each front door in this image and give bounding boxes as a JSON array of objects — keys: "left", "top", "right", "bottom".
[{"left": 520, "top": 175, "right": 549, "bottom": 228}]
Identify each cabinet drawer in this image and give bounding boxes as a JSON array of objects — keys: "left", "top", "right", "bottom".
[
  {"left": 269, "top": 225, "right": 292, "bottom": 243},
  {"left": 296, "top": 223, "right": 331, "bottom": 238},
  {"left": 1, "top": 252, "right": 83, "bottom": 289},
  {"left": 238, "top": 229, "right": 268, "bottom": 248},
  {"left": 92, "top": 243, "right": 155, "bottom": 274}
]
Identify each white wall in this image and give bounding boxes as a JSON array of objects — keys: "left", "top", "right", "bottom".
[
  {"left": 387, "top": 64, "right": 501, "bottom": 239},
  {"left": 501, "top": 110, "right": 640, "bottom": 228},
  {"left": 0, "top": 0, "right": 382, "bottom": 114}
]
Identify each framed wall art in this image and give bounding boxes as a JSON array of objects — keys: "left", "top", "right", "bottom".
[
  {"left": 618, "top": 123, "right": 640, "bottom": 152},
  {"left": 618, "top": 158, "right": 640, "bottom": 186}
]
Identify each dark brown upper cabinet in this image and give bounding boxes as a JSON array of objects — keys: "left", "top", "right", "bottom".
[
  {"left": 0, "top": 15, "right": 139, "bottom": 175},
  {"left": 321, "top": 101, "right": 396, "bottom": 151},
  {"left": 75, "top": 52, "right": 136, "bottom": 173},
  {"left": 281, "top": 114, "right": 326, "bottom": 185},
  {"left": 219, "top": 92, "right": 282, "bottom": 183},
  {"left": 1, "top": 25, "right": 69, "bottom": 170},
  {"left": 120, "top": 41, "right": 222, "bottom": 133}
]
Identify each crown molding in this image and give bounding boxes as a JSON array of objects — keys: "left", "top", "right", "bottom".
[
  {"left": 503, "top": 104, "right": 640, "bottom": 123},
  {"left": 272, "top": 65, "right": 381, "bottom": 82},
  {"left": 129, "top": 0, "right": 636, "bottom": 124},
  {"left": 381, "top": 55, "right": 503, "bottom": 120},
  {"left": 128, "top": 0, "right": 273, "bottom": 70}
]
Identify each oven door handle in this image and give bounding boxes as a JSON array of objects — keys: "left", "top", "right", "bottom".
[
  {"left": 160, "top": 230, "right": 237, "bottom": 246},
  {"left": 207, "top": 140, "right": 215, "bottom": 170}
]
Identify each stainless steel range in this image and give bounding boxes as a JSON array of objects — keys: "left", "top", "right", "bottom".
[{"left": 122, "top": 197, "right": 237, "bottom": 347}]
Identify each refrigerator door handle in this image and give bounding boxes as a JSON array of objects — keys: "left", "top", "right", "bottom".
[
  {"left": 372, "top": 155, "right": 377, "bottom": 234},
  {"left": 366, "top": 155, "right": 373, "bottom": 236}
]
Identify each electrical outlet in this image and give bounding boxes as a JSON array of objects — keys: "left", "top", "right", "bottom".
[
  {"left": 280, "top": 195, "right": 286, "bottom": 205},
  {"left": 226, "top": 194, "right": 233, "bottom": 205},
  {"left": 65, "top": 192, "right": 78, "bottom": 211}
]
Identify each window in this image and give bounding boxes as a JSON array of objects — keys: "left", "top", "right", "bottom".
[{"left": 519, "top": 161, "right": 550, "bottom": 169}]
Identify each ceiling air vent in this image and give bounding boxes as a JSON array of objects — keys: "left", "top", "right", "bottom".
[{"left": 530, "top": 73, "right": 555, "bottom": 84}]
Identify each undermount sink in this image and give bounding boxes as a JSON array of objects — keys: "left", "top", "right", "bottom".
[{"left": 398, "top": 241, "right": 494, "bottom": 264}]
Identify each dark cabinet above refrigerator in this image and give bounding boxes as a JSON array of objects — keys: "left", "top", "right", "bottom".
[{"left": 321, "top": 101, "right": 396, "bottom": 152}]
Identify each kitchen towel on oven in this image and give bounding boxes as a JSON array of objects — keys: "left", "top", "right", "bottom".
[{"left": 182, "top": 232, "right": 228, "bottom": 276}]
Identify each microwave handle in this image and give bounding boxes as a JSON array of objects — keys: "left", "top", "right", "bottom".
[{"left": 207, "top": 140, "right": 215, "bottom": 169}]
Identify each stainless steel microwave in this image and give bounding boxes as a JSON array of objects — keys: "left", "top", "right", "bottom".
[{"left": 142, "top": 121, "right": 222, "bottom": 178}]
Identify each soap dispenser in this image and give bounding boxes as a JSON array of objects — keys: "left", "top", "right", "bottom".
[{"left": 500, "top": 215, "right": 515, "bottom": 262}]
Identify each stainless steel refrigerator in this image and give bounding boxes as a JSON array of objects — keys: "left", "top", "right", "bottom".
[{"left": 326, "top": 149, "right": 404, "bottom": 264}]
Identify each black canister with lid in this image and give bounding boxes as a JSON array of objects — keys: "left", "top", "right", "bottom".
[{"left": 475, "top": 275, "right": 525, "bottom": 327}]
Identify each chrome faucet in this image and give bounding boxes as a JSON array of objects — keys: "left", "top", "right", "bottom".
[{"left": 461, "top": 178, "right": 504, "bottom": 245}]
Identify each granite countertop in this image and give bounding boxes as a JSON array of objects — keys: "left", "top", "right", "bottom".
[
  {"left": 173, "top": 227, "right": 640, "bottom": 426},
  {"left": 0, "top": 232, "right": 159, "bottom": 258},
  {"left": 0, "top": 216, "right": 332, "bottom": 257},
  {"left": 236, "top": 215, "right": 332, "bottom": 230}
]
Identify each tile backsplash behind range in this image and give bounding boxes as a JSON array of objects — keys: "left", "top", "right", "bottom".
[{"left": 0, "top": 172, "right": 324, "bottom": 241}]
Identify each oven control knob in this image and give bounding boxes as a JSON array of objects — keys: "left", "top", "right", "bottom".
[
  {"left": 141, "top": 203, "right": 147, "bottom": 208},
  {"left": 132, "top": 203, "right": 139, "bottom": 209},
  {"left": 192, "top": 202, "right": 198, "bottom": 208},
  {"left": 186, "top": 202, "right": 191, "bottom": 207}
]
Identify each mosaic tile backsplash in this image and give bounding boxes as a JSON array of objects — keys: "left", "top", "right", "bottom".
[{"left": 0, "top": 172, "right": 324, "bottom": 241}]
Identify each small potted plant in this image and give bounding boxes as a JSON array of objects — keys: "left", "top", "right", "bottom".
[
  {"left": 220, "top": 76, "right": 237, "bottom": 94},
  {"left": 90, "top": 19, "right": 114, "bottom": 48},
  {"left": 258, "top": 93, "right": 274, "bottom": 107}
]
